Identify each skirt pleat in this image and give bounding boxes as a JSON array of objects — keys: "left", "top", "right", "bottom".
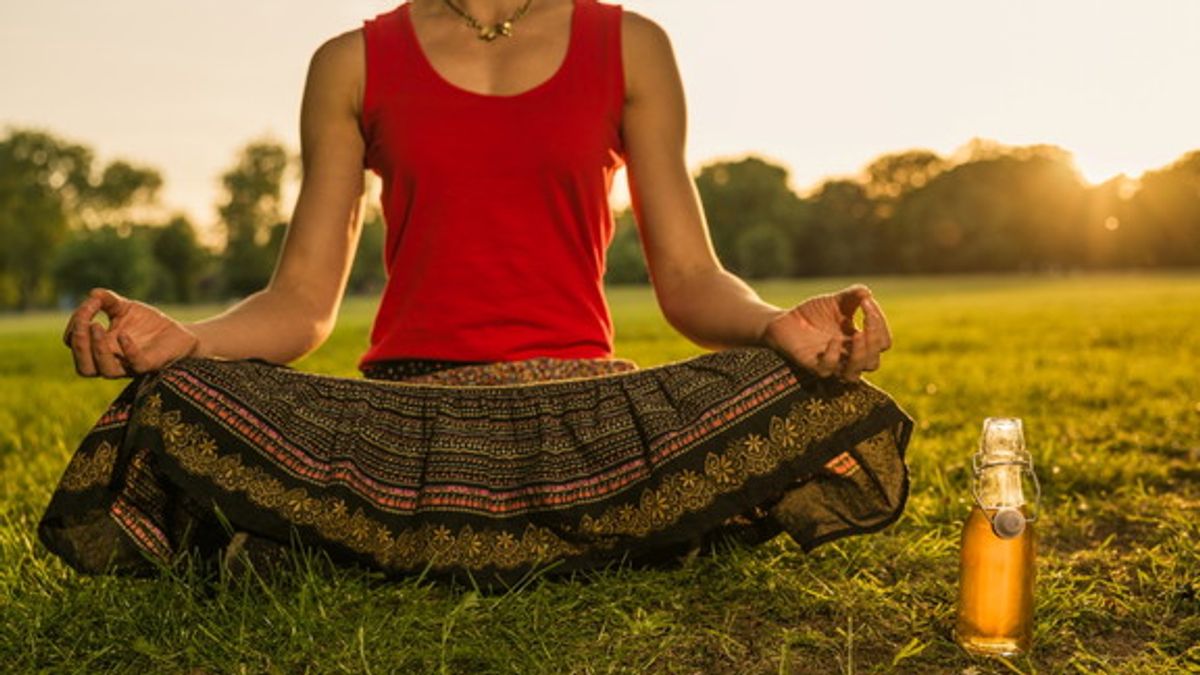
[{"left": 37, "top": 346, "right": 914, "bottom": 586}]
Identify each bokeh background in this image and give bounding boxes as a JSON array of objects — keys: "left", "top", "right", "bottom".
[
  {"left": 1, "top": 1, "right": 1197, "bottom": 673},
  {"left": 2, "top": 0, "right": 1198, "bottom": 309}
]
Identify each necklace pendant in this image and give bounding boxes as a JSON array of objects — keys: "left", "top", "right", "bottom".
[{"left": 477, "top": 20, "right": 513, "bottom": 41}]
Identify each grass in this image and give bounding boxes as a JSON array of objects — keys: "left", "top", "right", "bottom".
[{"left": 1, "top": 273, "right": 1198, "bottom": 673}]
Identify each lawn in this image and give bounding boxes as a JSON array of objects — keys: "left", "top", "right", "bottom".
[{"left": 1, "top": 274, "right": 1197, "bottom": 673}]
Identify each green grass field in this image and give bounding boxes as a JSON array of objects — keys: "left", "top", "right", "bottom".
[{"left": 2, "top": 274, "right": 1197, "bottom": 673}]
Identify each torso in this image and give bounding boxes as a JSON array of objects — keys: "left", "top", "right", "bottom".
[
  {"left": 344, "top": 0, "right": 662, "bottom": 365},
  {"left": 333, "top": 0, "right": 667, "bottom": 362}
]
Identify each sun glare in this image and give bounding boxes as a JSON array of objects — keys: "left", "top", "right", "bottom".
[{"left": 1071, "top": 150, "right": 1170, "bottom": 185}]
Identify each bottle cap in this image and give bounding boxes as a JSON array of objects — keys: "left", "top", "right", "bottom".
[{"left": 991, "top": 507, "right": 1027, "bottom": 539}]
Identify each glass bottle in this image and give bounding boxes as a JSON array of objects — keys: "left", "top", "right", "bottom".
[{"left": 954, "top": 417, "right": 1040, "bottom": 657}]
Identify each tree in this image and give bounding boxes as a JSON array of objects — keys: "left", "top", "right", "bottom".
[
  {"left": 734, "top": 223, "right": 794, "bottom": 279},
  {"left": 0, "top": 127, "right": 162, "bottom": 309},
  {"left": 862, "top": 150, "right": 948, "bottom": 202},
  {"left": 148, "top": 215, "right": 210, "bottom": 303},
  {"left": 1077, "top": 176, "right": 1139, "bottom": 268},
  {"left": 888, "top": 151, "right": 1086, "bottom": 273},
  {"left": 82, "top": 160, "right": 163, "bottom": 231},
  {"left": 217, "top": 139, "right": 294, "bottom": 297},
  {"left": 51, "top": 224, "right": 155, "bottom": 302},
  {"left": 795, "top": 179, "right": 878, "bottom": 276},
  {"left": 694, "top": 156, "right": 804, "bottom": 276},
  {"left": 603, "top": 208, "right": 649, "bottom": 285},
  {"left": 1128, "top": 150, "right": 1200, "bottom": 267},
  {"left": 348, "top": 205, "right": 387, "bottom": 295},
  {"left": 0, "top": 129, "right": 86, "bottom": 308},
  {"left": 861, "top": 150, "right": 948, "bottom": 248}
]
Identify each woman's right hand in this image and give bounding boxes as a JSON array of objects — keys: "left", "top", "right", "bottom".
[{"left": 63, "top": 288, "right": 202, "bottom": 378}]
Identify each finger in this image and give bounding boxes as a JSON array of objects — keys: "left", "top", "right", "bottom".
[
  {"left": 90, "top": 287, "right": 130, "bottom": 319},
  {"left": 117, "top": 332, "right": 175, "bottom": 373},
  {"left": 864, "top": 348, "right": 883, "bottom": 369},
  {"left": 65, "top": 287, "right": 123, "bottom": 350},
  {"left": 863, "top": 297, "right": 893, "bottom": 352},
  {"left": 857, "top": 299, "right": 881, "bottom": 366},
  {"left": 841, "top": 331, "right": 870, "bottom": 382},
  {"left": 64, "top": 295, "right": 101, "bottom": 348},
  {"left": 90, "top": 323, "right": 129, "bottom": 379},
  {"left": 814, "top": 335, "right": 842, "bottom": 377},
  {"left": 115, "top": 333, "right": 143, "bottom": 372},
  {"left": 78, "top": 293, "right": 105, "bottom": 322},
  {"left": 75, "top": 288, "right": 121, "bottom": 330},
  {"left": 839, "top": 312, "right": 857, "bottom": 337},
  {"left": 71, "top": 320, "right": 99, "bottom": 376},
  {"left": 835, "top": 284, "right": 872, "bottom": 317},
  {"left": 781, "top": 341, "right": 828, "bottom": 378}
]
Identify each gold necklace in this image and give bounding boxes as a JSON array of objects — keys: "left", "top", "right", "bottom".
[{"left": 439, "top": 0, "right": 535, "bottom": 41}]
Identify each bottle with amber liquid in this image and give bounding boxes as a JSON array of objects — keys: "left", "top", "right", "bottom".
[{"left": 954, "top": 417, "right": 1041, "bottom": 657}]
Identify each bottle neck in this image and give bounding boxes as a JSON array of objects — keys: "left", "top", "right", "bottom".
[{"left": 977, "top": 463, "right": 1026, "bottom": 509}]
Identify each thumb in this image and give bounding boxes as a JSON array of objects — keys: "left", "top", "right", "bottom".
[{"left": 120, "top": 330, "right": 199, "bottom": 373}]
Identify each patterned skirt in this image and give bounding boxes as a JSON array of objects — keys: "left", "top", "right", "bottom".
[{"left": 37, "top": 347, "right": 914, "bottom": 587}]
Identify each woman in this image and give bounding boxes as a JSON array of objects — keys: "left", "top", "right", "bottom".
[{"left": 40, "top": 0, "right": 912, "bottom": 588}]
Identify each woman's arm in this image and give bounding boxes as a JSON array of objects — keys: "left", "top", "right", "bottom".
[
  {"left": 187, "top": 30, "right": 369, "bottom": 363},
  {"left": 618, "top": 13, "right": 783, "bottom": 351},
  {"left": 618, "top": 13, "right": 891, "bottom": 380},
  {"left": 67, "top": 31, "right": 370, "bottom": 376}
]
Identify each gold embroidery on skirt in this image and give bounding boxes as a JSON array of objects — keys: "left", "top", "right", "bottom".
[
  {"left": 133, "top": 392, "right": 589, "bottom": 569},
  {"left": 576, "top": 389, "right": 883, "bottom": 538},
  {"left": 130, "top": 379, "right": 888, "bottom": 571},
  {"left": 58, "top": 440, "right": 118, "bottom": 492}
]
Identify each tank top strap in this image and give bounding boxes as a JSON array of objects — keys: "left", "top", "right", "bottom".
[
  {"left": 579, "top": 0, "right": 625, "bottom": 120},
  {"left": 359, "top": 6, "right": 409, "bottom": 162}
]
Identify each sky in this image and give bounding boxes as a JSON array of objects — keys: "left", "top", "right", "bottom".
[{"left": 2, "top": 0, "right": 1198, "bottom": 244}]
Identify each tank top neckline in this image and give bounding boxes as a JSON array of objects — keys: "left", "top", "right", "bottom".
[{"left": 401, "top": 0, "right": 582, "bottom": 101}]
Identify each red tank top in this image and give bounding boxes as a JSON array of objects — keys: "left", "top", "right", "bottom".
[{"left": 356, "top": 0, "right": 627, "bottom": 371}]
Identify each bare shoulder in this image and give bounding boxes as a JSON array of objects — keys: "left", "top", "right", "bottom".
[
  {"left": 311, "top": 27, "right": 363, "bottom": 76},
  {"left": 306, "top": 28, "right": 365, "bottom": 116},
  {"left": 618, "top": 9, "right": 681, "bottom": 101},
  {"left": 619, "top": 7, "right": 671, "bottom": 45}
]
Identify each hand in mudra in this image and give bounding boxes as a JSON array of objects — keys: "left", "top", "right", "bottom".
[
  {"left": 63, "top": 288, "right": 201, "bottom": 378},
  {"left": 761, "top": 284, "right": 892, "bottom": 382}
]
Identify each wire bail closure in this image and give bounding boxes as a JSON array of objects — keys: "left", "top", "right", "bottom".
[
  {"left": 971, "top": 451, "right": 1042, "bottom": 539},
  {"left": 972, "top": 416, "right": 1040, "bottom": 540}
]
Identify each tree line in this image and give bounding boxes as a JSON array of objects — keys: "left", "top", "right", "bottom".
[
  {"left": 1, "top": 125, "right": 1197, "bottom": 311},
  {"left": 0, "top": 127, "right": 386, "bottom": 311},
  {"left": 605, "top": 140, "right": 1200, "bottom": 283}
]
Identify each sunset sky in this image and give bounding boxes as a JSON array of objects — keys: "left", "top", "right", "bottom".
[{"left": 2, "top": 0, "right": 1198, "bottom": 243}]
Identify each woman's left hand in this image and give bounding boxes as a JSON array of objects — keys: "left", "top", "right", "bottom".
[{"left": 759, "top": 284, "right": 892, "bottom": 382}]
